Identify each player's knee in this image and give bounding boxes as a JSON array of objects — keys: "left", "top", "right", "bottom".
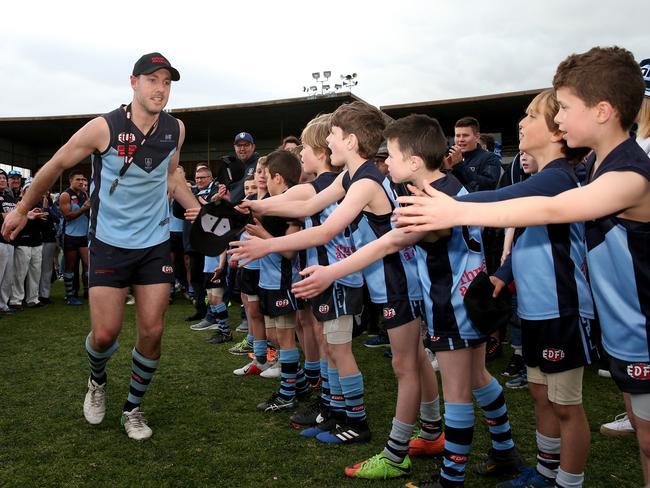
[{"left": 92, "top": 329, "right": 119, "bottom": 350}]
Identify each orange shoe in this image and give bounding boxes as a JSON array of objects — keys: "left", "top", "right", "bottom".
[{"left": 408, "top": 433, "right": 445, "bottom": 457}]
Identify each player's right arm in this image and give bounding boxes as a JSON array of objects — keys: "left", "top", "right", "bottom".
[
  {"left": 245, "top": 172, "right": 346, "bottom": 217},
  {"left": 292, "top": 226, "right": 424, "bottom": 299},
  {"left": 2, "top": 117, "right": 108, "bottom": 241}
]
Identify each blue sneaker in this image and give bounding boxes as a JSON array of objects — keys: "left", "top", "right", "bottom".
[
  {"left": 316, "top": 422, "right": 371, "bottom": 444},
  {"left": 496, "top": 467, "right": 555, "bottom": 487},
  {"left": 64, "top": 296, "right": 83, "bottom": 306},
  {"left": 364, "top": 334, "right": 390, "bottom": 348},
  {"left": 300, "top": 415, "right": 338, "bottom": 438},
  {"left": 505, "top": 372, "right": 528, "bottom": 390}
]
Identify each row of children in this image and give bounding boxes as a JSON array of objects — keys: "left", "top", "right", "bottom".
[{"left": 196, "top": 45, "right": 648, "bottom": 488}]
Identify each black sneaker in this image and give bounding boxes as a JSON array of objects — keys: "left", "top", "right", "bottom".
[
  {"left": 296, "top": 383, "right": 312, "bottom": 401},
  {"left": 290, "top": 399, "right": 323, "bottom": 428},
  {"left": 207, "top": 330, "right": 233, "bottom": 344},
  {"left": 316, "top": 420, "right": 371, "bottom": 444},
  {"left": 474, "top": 447, "right": 525, "bottom": 476},
  {"left": 256, "top": 392, "right": 298, "bottom": 412},
  {"left": 502, "top": 353, "right": 525, "bottom": 377}
]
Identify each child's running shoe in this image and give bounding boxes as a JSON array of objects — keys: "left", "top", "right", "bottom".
[
  {"left": 496, "top": 466, "right": 555, "bottom": 487},
  {"left": 344, "top": 452, "right": 411, "bottom": 479},
  {"left": 474, "top": 447, "right": 525, "bottom": 476},
  {"left": 407, "top": 433, "right": 445, "bottom": 457},
  {"left": 502, "top": 353, "right": 525, "bottom": 377},
  {"left": 505, "top": 371, "right": 528, "bottom": 390},
  {"left": 290, "top": 399, "right": 323, "bottom": 428},
  {"left": 256, "top": 392, "right": 297, "bottom": 412},
  {"left": 233, "top": 360, "right": 268, "bottom": 376},
  {"left": 364, "top": 334, "right": 390, "bottom": 348},
  {"left": 228, "top": 337, "right": 253, "bottom": 355},
  {"left": 600, "top": 412, "right": 635, "bottom": 437},
  {"left": 300, "top": 412, "right": 339, "bottom": 438},
  {"left": 316, "top": 421, "right": 371, "bottom": 445}
]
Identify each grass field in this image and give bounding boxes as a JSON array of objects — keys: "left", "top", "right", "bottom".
[{"left": 0, "top": 282, "right": 643, "bottom": 487}]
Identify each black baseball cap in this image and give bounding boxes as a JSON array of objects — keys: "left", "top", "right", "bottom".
[
  {"left": 190, "top": 200, "right": 249, "bottom": 256},
  {"left": 463, "top": 271, "right": 511, "bottom": 336},
  {"left": 132, "top": 52, "right": 180, "bottom": 81}
]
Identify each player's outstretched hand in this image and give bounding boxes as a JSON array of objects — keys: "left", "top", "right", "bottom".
[
  {"left": 1, "top": 208, "right": 28, "bottom": 242},
  {"left": 227, "top": 235, "right": 267, "bottom": 267},
  {"left": 489, "top": 275, "right": 506, "bottom": 298},
  {"left": 393, "top": 184, "right": 459, "bottom": 232},
  {"left": 292, "top": 265, "right": 334, "bottom": 299}
]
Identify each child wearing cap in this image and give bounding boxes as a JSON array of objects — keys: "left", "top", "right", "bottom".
[{"left": 394, "top": 46, "right": 650, "bottom": 486}]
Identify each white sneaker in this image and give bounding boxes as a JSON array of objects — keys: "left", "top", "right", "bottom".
[
  {"left": 600, "top": 412, "right": 635, "bottom": 437},
  {"left": 83, "top": 378, "right": 106, "bottom": 425},
  {"left": 598, "top": 368, "right": 612, "bottom": 378},
  {"left": 126, "top": 294, "right": 135, "bottom": 305},
  {"left": 259, "top": 360, "right": 281, "bottom": 378},
  {"left": 233, "top": 359, "right": 269, "bottom": 376},
  {"left": 121, "top": 407, "right": 153, "bottom": 440}
]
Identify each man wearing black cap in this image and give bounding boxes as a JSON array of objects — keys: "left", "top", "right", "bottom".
[
  {"left": 217, "top": 132, "right": 260, "bottom": 204},
  {"left": 2, "top": 52, "right": 199, "bottom": 441}
]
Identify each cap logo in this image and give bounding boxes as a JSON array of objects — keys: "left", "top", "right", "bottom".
[
  {"left": 151, "top": 57, "right": 169, "bottom": 65},
  {"left": 239, "top": 132, "right": 246, "bottom": 138},
  {"left": 201, "top": 214, "right": 231, "bottom": 237}
]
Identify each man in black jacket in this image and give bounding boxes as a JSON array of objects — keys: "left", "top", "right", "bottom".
[{"left": 217, "top": 132, "right": 259, "bottom": 204}]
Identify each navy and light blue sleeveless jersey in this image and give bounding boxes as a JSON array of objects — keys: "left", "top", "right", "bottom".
[
  {"left": 415, "top": 174, "right": 485, "bottom": 341},
  {"left": 460, "top": 159, "right": 594, "bottom": 321},
  {"left": 63, "top": 188, "right": 90, "bottom": 237},
  {"left": 342, "top": 161, "right": 421, "bottom": 303},
  {"left": 89, "top": 106, "right": 179, "bottom": 249},
  {"left": 584, "top": 138, "right": 650, "bottom": 362},
  {"left": 304, "top": 172, "right": 363, "bottom": 289},
  {"left": 258, "top": 214, "right": 300, "bottom": 291},
  {"left": 242, "top": 193, "right": 263, "bottom": 271}
]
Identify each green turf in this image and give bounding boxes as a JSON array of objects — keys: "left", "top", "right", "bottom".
[{"left": 0, "top": 282, "right": 642, "bottom": 487}]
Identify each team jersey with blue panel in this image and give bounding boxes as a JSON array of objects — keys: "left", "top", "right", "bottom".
[
  {"left": 460, "top": 159, "right": 594, "bottom": 321},
  {"left": 416, "top": 174, "right": 485, "bottom": 341},
  {"left": 258, "top": 213, "right": 300, "bottom": 291},
  {"left": 242, "top": 193, "right": 263, "bottom": 271},
  {"left": 584, "top": 138, "right": 650, "bottom": 362},
  {"left": 63, "top": 188, "right": 89, "bottom": 237},
  {"left": 341, "top": 161, "right": 421, "bottom": 303},
  {"left": 89, "top": 106, "right": 179, "bottom": 249},
  {"left": 304, "top": 172, "right": 363, "bottom": 288}
]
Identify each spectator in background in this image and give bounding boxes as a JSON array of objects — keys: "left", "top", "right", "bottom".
[
  {"left": 38, "top": 191, "right": 58, "bottom": 305},
  {"left": 7, "top": 170, "right": 23, "bottom": 199},
  {"left": 446, "top": 116, "right": 502, "bottom": 192},
  {"left": 0, "top": 170, "right": 17, "bottom": 312},
  {"left": 10, "top": 182, "right": 45, "bottom": 309},
  {"left": 280, "top": 135, "right": 300, "bottom": 150},
  {"left": 217, "top": 132, "right": 259, "bottom": 204},
  {"left": 59, "top": 172, "right": 90, "bottom": 306}
]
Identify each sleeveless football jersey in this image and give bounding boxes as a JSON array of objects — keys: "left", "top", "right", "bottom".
[
  {"left": 89, "top": 106, "right": 179, "bottom": 249},
  {"left": 63, "top": 188, "right": 89, "bottom": 237},
  {"left": 584, "top": 138, "right": 650, "bottom": 362},
  {"left": 304, "top": 172, "right": 362, "bottom": 288},
  {"left": 342, "top": 161, "right": 421, "bottom": 303}
]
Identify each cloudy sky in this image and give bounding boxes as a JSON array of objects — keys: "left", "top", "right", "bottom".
[{"left": 1, "top": 0, "right": 647, "bottom": 117}]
